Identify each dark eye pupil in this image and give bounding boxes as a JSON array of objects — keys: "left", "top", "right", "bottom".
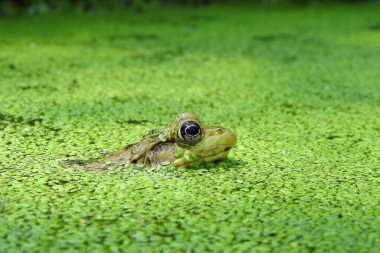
[
  {"left": 179, "top": 121, "right": 203, "bottom": 145},
  {"left": 185, "top": 125, "right": 199, "bottom": 136}
]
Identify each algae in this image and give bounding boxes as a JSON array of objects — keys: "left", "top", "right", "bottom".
[{"left": 0, "top": 3, "right": 379, "bottom": 252}]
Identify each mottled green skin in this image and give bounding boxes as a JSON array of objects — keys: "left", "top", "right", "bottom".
[{"left": 75, "top": 112, "right": 237, "bottom": 170}]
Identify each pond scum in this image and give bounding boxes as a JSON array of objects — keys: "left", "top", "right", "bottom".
[{"left": 0, "top": 3, "right": 379, "bottom": 252}]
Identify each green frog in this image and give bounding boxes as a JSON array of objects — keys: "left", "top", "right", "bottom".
[{"left": 69, "top": 112, "right": 237, "bottom": 170}]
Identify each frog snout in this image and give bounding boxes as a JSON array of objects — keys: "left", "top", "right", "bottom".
[
  {"left": 206, "top": 127, "right": 224, "bottom": 136},
  {"left": 215, "top": 128, "right": 224, "bottom": 134},
  {"left": 203, "top": 126, "right": 237, "bottom": 150},
  {"left": 225, "top": 129, "right": 237, "bottom": 148},
  {"left": 189, "top": 125, "right": 237, "bottom": 161}
]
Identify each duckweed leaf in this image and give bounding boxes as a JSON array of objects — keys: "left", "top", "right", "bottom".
[{"left": 0, "top": 4, "right": 380, "bottom": 253}]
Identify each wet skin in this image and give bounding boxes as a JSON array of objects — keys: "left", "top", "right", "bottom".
[{"left": 71, "top": 112, "right": 237, "bottom": 170}]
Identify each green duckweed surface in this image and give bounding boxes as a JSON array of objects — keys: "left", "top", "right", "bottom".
[{"left": 1, "top": 3, "right": 380, "bottom": 252}]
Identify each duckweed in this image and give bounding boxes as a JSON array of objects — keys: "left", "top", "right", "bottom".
[{"left": 1, "top": 3, "right": 380, "bottom": 252}]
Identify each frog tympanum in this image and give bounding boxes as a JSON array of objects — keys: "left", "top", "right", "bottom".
[{"left": 70, "top": 112, "right": 237, "bottom": 170}]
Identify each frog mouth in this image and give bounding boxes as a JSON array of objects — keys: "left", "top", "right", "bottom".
[
  {"left": 198, "top": 151, "right": 230, "bottom": 162},
  {"left": 193, "top": 142, "right": 235, "bottom": 161}
]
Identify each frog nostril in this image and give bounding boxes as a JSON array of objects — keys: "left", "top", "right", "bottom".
[
  {"left": 216, "top": 128, "right": 223, "bottom": 133},
  {"left": 224, "top": 146, "right": 231, "bottom": 152}
]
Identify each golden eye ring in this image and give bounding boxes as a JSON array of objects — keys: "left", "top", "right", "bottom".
[{"left": 178, "top": 121, "right": 203, "bottom": 145}]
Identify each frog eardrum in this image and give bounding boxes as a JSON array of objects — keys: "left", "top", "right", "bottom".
[{"left": 66, "top": 112, "right": 237, "bottom": 170}]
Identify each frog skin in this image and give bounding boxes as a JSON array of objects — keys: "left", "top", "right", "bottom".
[{"left": 71, "top": 112, "right": 237, "bottom": 170}]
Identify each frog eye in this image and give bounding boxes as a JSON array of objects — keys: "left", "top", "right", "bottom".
[{"left": 178, "top": 121, "right": 203, "bottom": 145}]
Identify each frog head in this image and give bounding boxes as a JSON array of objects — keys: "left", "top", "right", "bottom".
[{"left": 146, "top": 112, "right": 237, "bottom": 168}]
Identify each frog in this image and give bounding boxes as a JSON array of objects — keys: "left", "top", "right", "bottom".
[{"left": 68, "top": 112, "right": 237, "bottom": 170}]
